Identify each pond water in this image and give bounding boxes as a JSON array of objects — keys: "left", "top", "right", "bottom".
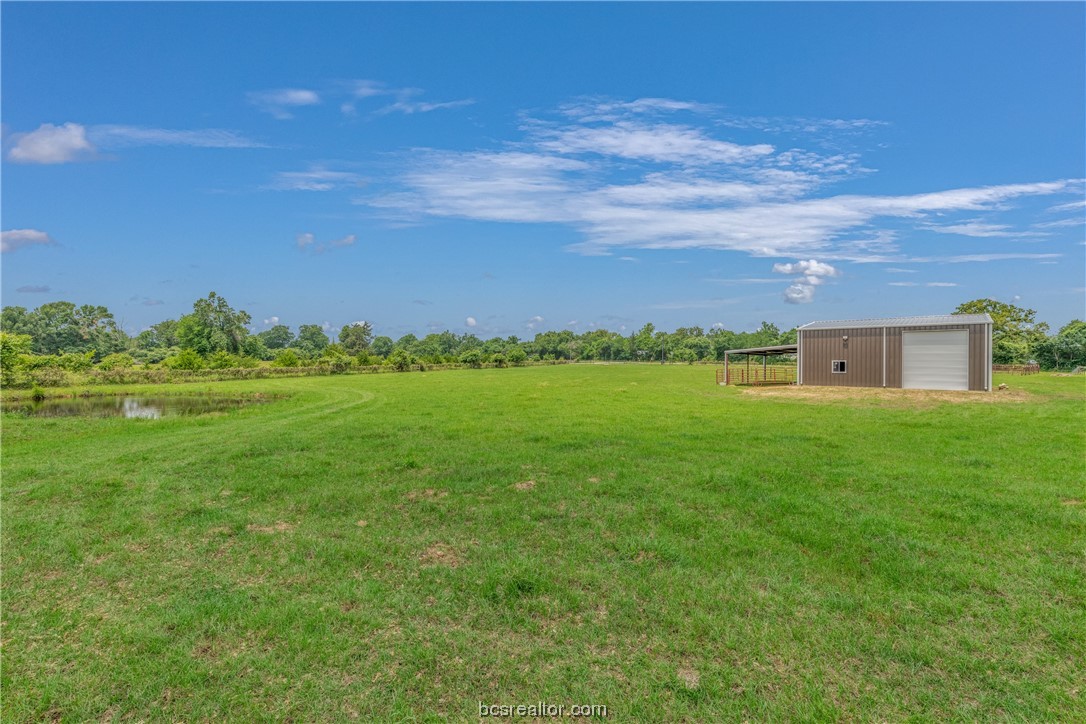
[{"left": 2, "top": 395, "right": 268, "bottom": 419}]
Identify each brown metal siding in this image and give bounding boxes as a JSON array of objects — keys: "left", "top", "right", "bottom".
[{"left": 800, "top": 323, "right": 988, "bottom": 390}]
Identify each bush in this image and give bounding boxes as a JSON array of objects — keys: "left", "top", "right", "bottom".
[
  {"left": 208, "top": 351, "right": 240, "bottom": 369},
  {"left": 507, "top": 347, "right": 528, "bottom": 366},
  {"left": 490, "top": 352, "right": 507, "bottom": 368},
  {"left": 0, "top": 332, "right": 33, "bottom": 387},
  {"left": 459, "top": 348, "right": 483, "bottom": 368},
  {"left": 164, "top": 349, "right": 206, "bottom": 371},
  {"left": 388, "top": 349, "right": 415, "bottom": 372},
  {"left": 274, "top": 349, "right": 301, "bottom": 367},
  {"left": 97, "top": 352, "right": 136, "bottom": 371},
  {"left": 51, "top": 352, "right": 95, "bottom": 371},
  {"left": 29, "top": 367, "right": 72, "bottom": 388}
]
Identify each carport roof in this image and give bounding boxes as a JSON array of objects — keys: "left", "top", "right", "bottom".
[
  {"left": 797, "top": 314, "right": 992, "bottom": 331},
  {"left": 722, "top": 344, "right": 798, "bottom": 355}
]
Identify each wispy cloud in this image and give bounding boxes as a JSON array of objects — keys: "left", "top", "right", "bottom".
[
  {"left": 358, "top": 97, "right": 1083, "bottom": 299},
  {"left": 6, "top": 122, "right": 265, "bottom": 163},
  {"left": 15, "top": 285, "right": 50, "bottom": 293},
  {"left": 337, "top": 80, "right": 474, "bottom": 117},
  {"left": 247, "top": 88, "right": 321, "bottom": 119},
  {"left": 90, "top": 125, "right": 265, "bottom": 149},
  {"left": 267, "top": 166, "right": 363, "bottom": 191},
  {"left": 924, "top": 219, "right": 1044, "bottom": 238},
  {"left": 884, "top": 267, "right": 917, "bottom": 273},
  {"left": 889, "top": 281, "right": 959, "bottom": 287},
  {"left": 910, "top": 253, "right": 1062, "bottom": 263},
  {"left": 1, "top": 229, "right": 56, "bottom": 253},
  {"left": 296, "top": 232, "right": 357, "bottom": 254},
  {"left": 1047, "top": 199, "right": 1085, "bottom": 213}
]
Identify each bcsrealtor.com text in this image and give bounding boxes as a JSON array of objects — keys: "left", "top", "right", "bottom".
[{"left": 479, "top": 701, "right": 608, "bottom": 718}]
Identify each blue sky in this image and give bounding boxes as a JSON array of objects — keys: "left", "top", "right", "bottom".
[{"left": 3, "top": 2, "right": 1084, "bottom": 339}]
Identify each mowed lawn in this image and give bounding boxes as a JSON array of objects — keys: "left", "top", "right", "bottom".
[{"left": 2, "top": 365, "right": 1083, "bottom": 721}]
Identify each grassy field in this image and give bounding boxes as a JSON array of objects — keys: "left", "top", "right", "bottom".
[{"left": 3, "top": 365, "right": 1083, "bottom": 721}]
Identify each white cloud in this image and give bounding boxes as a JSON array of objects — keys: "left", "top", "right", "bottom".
[
  {"left": 783, "top": 284, "right": 816, "bottom": 304},
  {"left": 8, "top": 123, "right": 94, "bottom": 163},
  {"left": 1, "top": 229, "right": 56, "bottom": 253},
  {"left": 525, "top": 315, "right": 545, "bottom": 330},
  {"left": 377, "top": 97, "right": 475, "bottom": 115},
  {"left": 263, "top": 316, "right": 280, "bottom": 326},
  {"left": 358, "top": 97, "right": 1085, "bottom": 298},
  {"left": 295, "top": 232, "right": 356, "bottom": 253},
  {"left": 772, "top": 259, "right": 839, "bottom": 278},
  {"left": 247, "top": 88, "right": 320, "bottom": 119},
  {"left": 1047, "top": 199, "right": 1086, "bottom": 213},
  {"left": 465, "top": 316, "right": 477, "bottom": 327},
  {"left": 884, "top": 267, "right": 917, "bottom": 273},
  {"left": 90, "top": 125, "right": 264, "bottom": 149},
  {"left": 536, "top": 121, "right": 774, "bottom": 166},
  {"left": 269, "top": 167, "right": 363, "bottom": 191},
  {"left": 773, "top": 259, "right": 839, "bottom": 304},
  {"left": 924, "top": 220, "right": 1045, "bottom": 238},
  {"left": 926, "top": 282, "right": 959, "bottom": 287},
  {"left": 888, "top": 282, "right": 918, "bottom": 287},
  {"left": 910, "top": 253, "right": 1062, "bottom": 263},
  {"left": 889, "top": 281, "right": 958, "bottom": 288}
]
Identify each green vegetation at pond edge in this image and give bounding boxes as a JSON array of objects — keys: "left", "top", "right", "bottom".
[{"left": 3, "top": 366, "right": 1083, "bottom": 720}]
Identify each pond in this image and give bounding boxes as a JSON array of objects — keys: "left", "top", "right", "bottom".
[{"left": 2, "top": 395, "right": 269, "bottom": 419}]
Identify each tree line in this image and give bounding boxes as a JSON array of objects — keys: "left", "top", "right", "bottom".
[{"left": 1, "top": 292, "right": 1082, "bottom": 388}]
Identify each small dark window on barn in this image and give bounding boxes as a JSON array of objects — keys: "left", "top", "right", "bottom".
[{"left": 832, "top": 360, "right": 847, "bottom": 373}]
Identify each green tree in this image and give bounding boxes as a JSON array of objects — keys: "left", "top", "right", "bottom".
[
  {"left": 954, "top": 298, "right": 1049, "bottom": 363},
  {"left": 1035, "top": 320, "right": 1086, "bottom": 370},
  {"left": 0, "top": 332, "right": 33, "bottom": 387},
  {"left": 257, "top": 324, "right": 295, "bottom": 350},
  {"left": 371, "top": 336, "right": 394, "bottom": 357},
  {"left": 296, "top": 325, "right": 330, "bottom": 355},
  {"left": 339, "top": 321, "right": 374, "bottom": 354},
  {"left": 178, "top": 292, "right": 251, "bottom": 355}
]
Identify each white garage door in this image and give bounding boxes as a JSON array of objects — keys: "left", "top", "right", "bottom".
[{"left": 902, "top": 330, "right": 969, "bottom": 390}]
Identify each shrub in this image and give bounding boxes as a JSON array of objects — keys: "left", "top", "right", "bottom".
[
  {"left": 490, "top": 352, "right": 507, "bottom": 368},
  {"left": 97, "top": 352, "right": 136, "bottom": 371},
  {"left": 208, "top": 351, "right": 240, "bottom": 369},
  {"left": 274, "top": 349, "right": 301, "bottom": 367},
  {"left": 57, "top": 351, "right": 96, "bottom": 371},
  {"left": 0, "top": 332, "right": 33, "bottom": 387},
  {"left": 29, "top": 368, "right": 71, "bottom": 388},
  {"left": 459, "top": 348, "right": 483, "bottom": 368},
  {"left": 507, "top": 347, "right": 528, "bottom": 366},
  {"left": 388, "top": 349, "right": 415, "bottom": 372},
  {"left": 164, "top": 349, "right": 206, "bottom": 371}
]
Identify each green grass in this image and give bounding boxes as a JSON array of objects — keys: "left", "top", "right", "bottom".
[{"left": 3, "top": 366, "right": 1083, "bottom": 721}]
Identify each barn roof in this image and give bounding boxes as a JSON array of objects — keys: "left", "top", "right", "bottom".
[{"left": 797, "top": 314, "right": 992, "bottom": 331}]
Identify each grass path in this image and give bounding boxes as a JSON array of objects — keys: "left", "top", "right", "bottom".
[{"left": 3, "top": 366, "right": 1084, "bottom": 720}]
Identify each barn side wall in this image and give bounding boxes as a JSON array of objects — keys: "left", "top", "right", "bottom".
[{"left": 799, "top": 323, "right": 989, "bottom": 390}]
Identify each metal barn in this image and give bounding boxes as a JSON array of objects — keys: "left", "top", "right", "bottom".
[
  {"left": 722, "top": 314, "right": 994, "bottom": 392},
  {"left": 797, "top": 314, "right": 993, "bottom": 391}
]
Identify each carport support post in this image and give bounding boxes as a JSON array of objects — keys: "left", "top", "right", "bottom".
[
  {"left": 763, "top": 354, "right": 767, "bottom": 381},
  {"left": 724, "top": 353, "right": 729, "bottom": 385}
]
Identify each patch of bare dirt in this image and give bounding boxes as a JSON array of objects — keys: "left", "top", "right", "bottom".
[
  {"left": 1061, "top": 499, "right": 1082, "bottom": 506},
  {"left": 419, "top": 543, "right": 462, "bottom": 568},
  {"left": 587, "top": 476, "right": 601, "bottom": 483},
  {"left": 513, "top": 480, "right": 536, "bottom": 491},
  {"left": 677, "top": 665, "right": 701, "bottom": 690},
  {"left": 740, "top": 384, "right": 1030, "bottom": 407},
  {"left": 356, "top": 519, "right": 369, "bottom": 527},
  {"left": 406, "top": 488, "right": 448, "bottom": 502},
  {"left": 245, "top": 521, "right": 295, "bottom": 533}
]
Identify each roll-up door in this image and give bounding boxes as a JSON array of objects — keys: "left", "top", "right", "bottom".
[{"left": 902, "top": 330, "right": 969, "bottom": 390}]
